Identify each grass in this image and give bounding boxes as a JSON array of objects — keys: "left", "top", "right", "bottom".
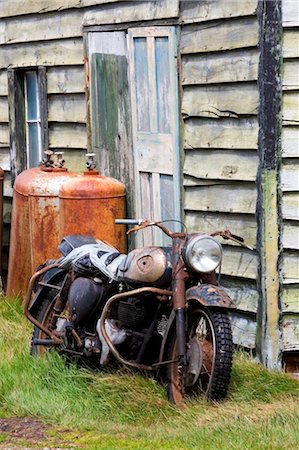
[{"left": 0, "top": 296, "right": 298, "bottom": 449}]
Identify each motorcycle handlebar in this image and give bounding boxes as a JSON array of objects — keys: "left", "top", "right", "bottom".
[{"left": 115, "top": 219, "right": 143, "bottom": 225}]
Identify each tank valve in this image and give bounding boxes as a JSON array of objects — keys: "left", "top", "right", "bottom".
[
  {"left": 42, "top": 150, "right": 54, "bottom": 168},
  {"left": 86, "top": 153, "right": 97, "bottom": 171},
  {"left": 54, "top": 152, "right": 65, "bottom": 169}
]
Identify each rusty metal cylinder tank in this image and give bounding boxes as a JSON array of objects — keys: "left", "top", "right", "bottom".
[
  {"left": 59, "top": 169, "right": 126, "bottom": 253},
  {"left": 7, "top": 163, "right": 78, "bottom": 297},
  {"left": 0, "top": 167, "right": 4, "bottom": 277}
]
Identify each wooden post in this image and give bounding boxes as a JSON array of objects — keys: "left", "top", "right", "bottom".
[{"left": 256, "top": 0, "right": 283, "bottom": 370}]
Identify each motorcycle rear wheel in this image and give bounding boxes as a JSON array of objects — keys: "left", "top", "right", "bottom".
[{"left": 166, "top": 308, "right": 233, "bottom": 406}]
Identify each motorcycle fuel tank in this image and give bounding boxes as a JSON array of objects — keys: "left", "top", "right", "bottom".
[{"left": 119, "top": 247, "right": 172, "bottom": 286}]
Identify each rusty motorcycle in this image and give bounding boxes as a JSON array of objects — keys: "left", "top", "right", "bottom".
[{"left": 25, "top": 219, "right": 244, "bottom": 405}]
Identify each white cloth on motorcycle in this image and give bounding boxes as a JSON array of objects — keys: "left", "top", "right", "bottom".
[
  {"left": 58, "top": 242, "right": 126, "bottom": 281},
  {"left": 58, "top": 235, "right": 98, "bottom": 256}
]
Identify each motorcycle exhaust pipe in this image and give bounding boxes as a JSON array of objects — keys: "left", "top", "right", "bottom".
[{"left": 32, "top": 338, "right": 60, "bottom": 346}]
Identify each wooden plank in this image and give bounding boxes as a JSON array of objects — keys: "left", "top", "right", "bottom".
[
  {"left": 3, "top": 172, "right": 13, "bottom": 197},
  {"left": 185, "top": 183, "right": 257, "bottom": 214},
  {"left": 3, "top": 199, "right": 12, "bottom": 223},
  {"left": 184, "top": 118, "right": 258, "bottom": 150},
  {"left": 0, "top": 0, "right": 117, "bottom": 18},
  {"left": 60, "top": 149, "right": 88, "bottom": 173},
  {"left": 184, "top": 149, "right": 258, "bottom": 182},
  {"left": 0, "top": 124, "right": 9, "bottom": 146},
  {"left": 283, "top": 222, "right": 299, "bottom": 250},
  {"left": 185, "top": 211, "right": 257, "bottom": 248},
  {"left": 222, "top": 279, "right": 258, "bottom": 313},
  {"left": 222, "top": 246, "right": 258, "bottom": 280},
  {"left": 0, "top": 10, "right": 82, "bottom": 44},
  {"left": 282, "top": 93, "right": 299, "bottom": 125},
  {"left": 282, "top": 317, "right": 299, "bottom": 350},
  {"left": 180, "top": 17, "right": 258, "bottom": 54},
  {"left": 47, "top": 66, "right": 85, "bottom": 94},
  {"left": 282, "top": 0, "right": 299, "bottom": 27},
  {"left": 282, "top": 127, "right": 299, "bottom": 157},
  {"left": 48, "top": 94, "right": 86, "bottom": 123},
  {"left": 0, "top": 71, "right": 8, "bottom": 96},
  {"left": 283, "top": 253, "right": 299, "bottom": 283},
  {"left": 182, "top": 50, "right": 259, "bottom": 85},
  {"left": 0, "top": 148, "right": 10, "bottom": 171},
  {"left": 0, "top": 39, "right": 84, "bottom": 69},
  {"left": 229, "top": 313, "right": 256, "bottom": 348},
  {"left": 49, "top": 123, "right": 87, "bottom": 149},
  {"left": 283, "top": 30, "right": 299, "bottom": 58},
  {"left": 0, "top": 97, "right": 8, "bottom": 122},
  {"left": 282, "top": 285, "right": 299, "bottom": 313},
  {"left": 182, "top": 84, "right": 258, "bottom": 118},
  {"left": 282, "top": 193, "right": 299, "bottom": 220},
  {"left": 281, "top": 164, "right": 299, "bottom": 191},
  {"left": 83, "top": 1, "right": 179, "bottom": 25},
  {"left": 180, "top": 0, "right": 257, "bottom": 24},
  {"left": 283, "top": 60, "right": 299, "bottom": 90}
]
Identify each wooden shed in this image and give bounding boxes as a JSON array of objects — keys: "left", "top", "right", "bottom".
[{"left": 0, "top": 0, "right": 298, "bottom": 373}]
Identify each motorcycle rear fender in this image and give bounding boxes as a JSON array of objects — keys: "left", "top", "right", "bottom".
[
  {"left": 158, "top": 284, "right": 235, "bottom": 366},
  {"left": 28, "top": 266, "right": 67, "bottom": 318}
]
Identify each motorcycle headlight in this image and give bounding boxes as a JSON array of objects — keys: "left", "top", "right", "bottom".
[{"left": 183, "top": 235, "right": 222, "bottom": 273}]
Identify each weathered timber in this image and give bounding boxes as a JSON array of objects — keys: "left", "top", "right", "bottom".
[
  {"left": 49, "top": 123, "right": 87, "bottom": 149},
  {"left": 283, "top": 222, "right": 299, "bottom": 250},
  {"left": 0, "top": 124, "right": 9, "bottom": 146},
  {"left": 282, "top": 127, "right": 299, "bottom": 157},
  {"left": 283, "top": 253, "right": 299, "bottom": 283},
  {"left": 38, "top": 67, "right": 48, "bottom": 158},
  {"left": 58, "top": 149, "right": 88, "bottom": 173},
  {"left": 185, "top": 211, "right": 257, "bottom": 247},
  {"left": 184, "top": 118, "right": 258, "bottom": 150},
  {"left": 282, "top": 0, "right": 299, "bottom": 27},
  {"left": 3, "top": 199, "right": 12, "bottom": 223},
  {"left": 7, "top": 70, "right": 26, "bottom": 183},
  {"left": 48, "top": 94, "right": 86, "bottom": 123},
  {"left": 180, "top": 0, "right": 257, "bottom": 24},
  {"left": 185, "top": 183, "right": 257, "bottom": 214},
  {"left": 282, "top": 285, "right": 299, "bottom": 313},
  {"left": 282, "top": 317, "right": 299, "bottom": 350},
  {"left": 283, "top": 30, "right": 299, "bottom": 58},
  {"left": 83, "top": 1, "right": 179, "bottom": 25},
  {"left": 184, "top": 149, "right": 258, "bottom": 181},
  {"left": 0, "top": 98, "right": 8, "bottom": 122},
  {"left": 283, "top": 61, "right": 299, "bottom": 91},
  {"left": 256, "top": 0, "right": 283, "bottom": 369},
  {"left": 182, "top": 49, "right": 259, "bottom": 85},
  {"left": 222, "top": 278, "right": 258, "bottom": 313},
  {"left": 88, "top": 30, "right": 134, "bottom": 217},
  {"left": 229, "top": 313, "right": 257, "bottom": 348},
  {"left": 0, "top": 10, "right": 82, "bottom": 44},
  {"left": 282, "top": 92, "right": 299, "bottom": 125},
  {"left": 281, "top": 164, "right": 299, "bottom": 191},
  {"left": 221, "top": 246, "right": 257, "bottom": 280},
  {"left": 180, "top": 17, "right": 258, "bottom": 54},
  {"left": 0, "top": 0, "right": 117, "bottom": 18},
  {"left": 3, "top": 173, "right": 13, "bottom": 197},
  {"left": 47, "top": 66, "right": 85, "bottom": 94},
  {"left": 0, "top": 149, "right": 10, "bottom": 171},
  {"left": 182, "top": 84, "right": 259, "bottom": 118},
  {"left": 0, "top": 71, "right": 8, "bottom": 96},
  {"left": 0, "top": 39, "right": 84, "bottom": 69},
  {"left": 282, "top": 193, "right": 299, "bottom": 220}
]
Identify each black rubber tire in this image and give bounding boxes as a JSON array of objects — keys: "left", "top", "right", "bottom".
[{"left": 166, "top": 308, "right": 233, "bottom": 405}]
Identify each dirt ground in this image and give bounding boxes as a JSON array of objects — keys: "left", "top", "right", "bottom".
[{"left": 0, "top": 418, "right": 76, "bottom": 450}]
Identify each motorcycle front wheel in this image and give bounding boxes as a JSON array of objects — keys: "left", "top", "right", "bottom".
[{"left": 166, "top": 308, "right": 233, "bottom": 406}]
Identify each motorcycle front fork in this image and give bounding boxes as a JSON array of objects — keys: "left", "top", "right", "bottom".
[{"left": 172, "top": 237, "right": 188, "bottom": 370}]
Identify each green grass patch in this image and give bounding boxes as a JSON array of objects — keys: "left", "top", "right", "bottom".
[{"left": 0, "top": 296, "right": 298, "bottom": 449}]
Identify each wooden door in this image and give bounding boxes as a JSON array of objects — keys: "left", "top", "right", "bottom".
[{"left": 128, "top": 27, "right": 181, "bottom": 245}]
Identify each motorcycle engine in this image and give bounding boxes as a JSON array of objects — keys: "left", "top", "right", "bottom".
[{"left": 116, "top": 297, "right": 147, "bottom": 330}]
